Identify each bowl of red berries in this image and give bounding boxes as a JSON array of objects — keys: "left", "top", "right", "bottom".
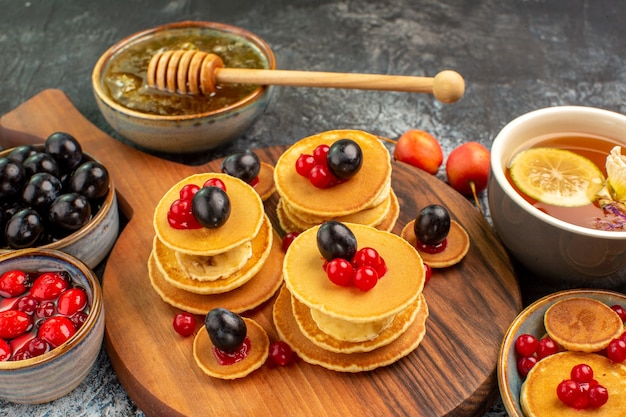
[
  {"left": 0, "top": 132, "right": 119, "bottom": 269},
  {"left": 0, "top": 248, "right": 104, "bottom": 404},
  {"left": 498, "top": 289, "right": 626, "bottom": 417}
]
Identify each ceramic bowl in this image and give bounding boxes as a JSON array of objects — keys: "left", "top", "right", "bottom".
[
  {"left": 91, "top": 21, "right": 276, "bottom": 154},
  {"left": 0, "top": 145, "right": 119, "bottom": 269},
  {"left": 0, "top": 249, "right": 105, "bottom": 404},
  {"left": 488, "top": 106, "right": 626, "bottom": 288},
  {"left": 497, "top": 289, "right": 626, "bottom": 417}
]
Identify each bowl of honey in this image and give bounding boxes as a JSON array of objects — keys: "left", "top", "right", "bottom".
[
  {"left": 91, "top": 21, "right": 275, "bottom": 154},
  {"left": 488, "top": 106, "right": 626, "bottom": 288}
]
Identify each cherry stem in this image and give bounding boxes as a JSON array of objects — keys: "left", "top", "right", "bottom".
[
  {"left": 469, "top": 181, "right": 483, "bottom": 215},
  {"left": 377, "top": 135, "right": 397, "bottom": 145}
]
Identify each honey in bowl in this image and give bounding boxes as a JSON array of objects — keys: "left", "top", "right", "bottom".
[
  {"left": 102, "top": 28, "right": 268, "bottom": 116},
  {"left": 506, "top": 134, "right": 626, "bottom": 231}
]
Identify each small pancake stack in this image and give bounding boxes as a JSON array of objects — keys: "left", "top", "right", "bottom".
[
  {"left": 148, "top": 173, "right": 283, "bottom": 314},
  {"left": 274, "top": 130, "right": 399, "bottom": 233},
  {"left": 273, "top": 222, "right": 429, "bottom": 372}
]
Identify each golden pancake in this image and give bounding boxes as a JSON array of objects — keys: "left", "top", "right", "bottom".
[
  {"left": 153, "top": 215, "right": 273, "bottom": 294},
  {"left": 175, "top": 241, "right": 253, "bottom": 282},
  {"left": 283, "top": 222, "right": 425, "bottom": 323},
  {"left": 543, "top": 297, "right": 624, "bottom": 352},
  {"left": 154, "top": 173, "right": 264, "bottom": 256},
  {"left": 292, "top": 288, "right": 426, "bottom": 353},
  {"left": 147, "top": 230, "right": 284, "bottom": 314},
  {"left": 273, "top": 285, "right": 429, "bottom": 372},
  {"left": 253, "top": 161, "right": 276, "bottom": 201},
  {"left": 401, "top": 220, "right": 470, "bottom": 268},
  {"left": 193, "top": 317, "right": 269, "bottom": 380},
  {"left": 274, "top": 130, "right": 392, "bottom": 218},
  {"left": 521, "top": 351, "right": 626, "bottom": 417}
]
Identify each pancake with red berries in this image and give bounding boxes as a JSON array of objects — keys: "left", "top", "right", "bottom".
[
  {"left": 401, "top": 219, "right": 469, "bottom": 268},
  {"left": 521, "top": 351, "right": 626, "bottom": 417}
]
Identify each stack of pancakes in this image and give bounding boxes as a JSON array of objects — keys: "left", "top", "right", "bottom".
[
  {"left": 148, "top": 173, "right": 283, "bottom": 314},
  {"left": 274, "top": 130, "right": 399, "bottom": 233},
  {"left": 273, "top": 222, "right": 429, "bottom": 372}
]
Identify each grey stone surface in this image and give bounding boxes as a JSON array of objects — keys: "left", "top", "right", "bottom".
[{"left": 0, "top": 0, "right": 624, "bottom": 415}]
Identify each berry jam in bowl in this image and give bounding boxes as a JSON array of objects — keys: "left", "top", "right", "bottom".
[
  {"left": 497, "top": 289, "right": 626, "bottom": 417},
  {"left": 0, "top": 248, "right": 104, "bottom": 404}
]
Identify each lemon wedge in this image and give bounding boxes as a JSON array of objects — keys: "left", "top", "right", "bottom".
[{"left": 509, "top": 147, "right": 605, "bottom": 207}]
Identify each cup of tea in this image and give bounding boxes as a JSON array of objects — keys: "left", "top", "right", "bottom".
[{"left": 488, "top": 106, "right": 626, "bottom": 289}]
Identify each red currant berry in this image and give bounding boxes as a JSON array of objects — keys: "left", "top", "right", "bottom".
[
  {"left": 620, "top": 331, "right": 626, "bottom": 344},
  {"left": 0, "top": 269, "right": 29, "bottom": 298},
  {"left": 0, "top": 309, "right": 32, "bottom": 339},
  {"left": 571, "top": 363, "right": 594, "bottom": 383},
  {"left": 313, "top": 144, "right": 330, "bottom": 165},
  {"left": 515, "top": 334, "right": 539, "bottom": 357},
  {"left": 557, "top": 379, "right": 582, "bottom": 407},
  {"left": 36, "top": 301, "right": 56, "bottom": 318},
  {"left": 353, "top": 265, "right": 378, "bottom": 291},
  {"left": 516, "top": 356, "right": 537, "bottom": 378},
  {"left": 57, "top": 288, "right": 88, "bottom": 316},
  {"left": 179, "top": 184, "right": 200, "bottom": 200},
  {"left": 606, "top": 338, "right": 626, "bottom": 363},
  {"left": 30, "top": 272, "right": 69, "bottom": 301},
  {"left": 281, "top": 232, "right": 299, "bottom": 252},
  {"left": 309, "top": 164, "right": 334, "bottom": 188},
  {"left": 423, "top": 263, "right": 432, "bottom": 284},
  {"left": 610, "top": 304, "right": 626, "bottom": 323},
  {"left": 352, "top": 247, "right": 381, "bottom": 268},
  {"left": 167, "top": 199, "right": 202, "bottom": 229},
  {"left": 587, "top": 384, "right": 609, "bottom": 408},
  {"left": 38, "top": 316, "right": 77, "bottom": 347},
  {"left": 24, "top": 337, "right": 49, "bottom": 358},
  {"left": 173, "top": 312, "right": 196, "bottom": 337},
  {"left": 325, "top": 258, "right": 355, "bottom": 287},
  {"left": 69, "top": 311, "right": 89, "bottom": 329},
  {"left": 0, "top": 338, "right": 10, "bottom": 361},
  {"left": 203, "top": 178, "right": 226, "bottom": 191},
  {"left": 268, "top": 340, "right": 294, "bottom": 366},
  {"left": 375, "top": 256, "right": 387, "bottom": 278},
  {"left": 14, "top": 295, "right": 38, "bottom": 315},
  {"left": 537, "top": 336, "right": 559, "bottom": 359},
  {"left": 295, "top": 154, "right": 316, "bottom": 177}
]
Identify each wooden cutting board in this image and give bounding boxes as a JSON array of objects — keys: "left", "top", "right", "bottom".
[{"left": 0, "top": 89, "right": 522, "bottom": 417}]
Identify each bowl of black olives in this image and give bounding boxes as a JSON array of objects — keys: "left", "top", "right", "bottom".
[{"left": 0, "top": 132, "right": 119, "bottom": 268}]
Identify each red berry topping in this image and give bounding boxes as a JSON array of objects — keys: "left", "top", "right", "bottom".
[
  {"left": 313, "top": 144, "right": 330, "bottom": 164},
  {"left": 295, "top": 154, "right": 316, "bottom": 177},
  {"left": 281, "top": 232, "right": 299, "bottom": 253},
  {"left": 14, "top": 295, "right": 38, "bottom": 315},
  {"left": 212, "top": 336, "right": 251, "bottom": 365},
  {"left": 30, "top": 272, "right": 69, "bottom": 301},
  {"left": 516, "top": 356, "right": 537, "bottom": 378},
  {"left": 309, "top": 164, "right": 334, "bottom": 189},
  {"left": 606, "top": 338, "right": 626, "bottom": 363},
  {"left": 203, "top": 178, "right": 226, "bottom": 191},
  {"left": 0, "top": 338, "right": 10, "bottom": 361},
  {"left": 167, "top": 198, "right": 202, "bottom": 229},
  {"left": 610, "top": 304, "right": 626, "bottom": 323},
  {"left": 352, "top": 247, "right": 384, "bottom": 273},
  {"left": 423, "top": 263, "right": 432, "bottom": 284},
  {"left": 353, "top": 265, "right": 378, "bottom": 291},
  {"left": 38, "top": 316, "right": 77, "bottom": 347},
  {"left": 0, "top": 309, "right": 32, "bottom": 339},
  {"left": 536, "top": 336, "right": 559, "bottom": 359},
  {"left": 179, "top": 184, "right": 200, "bottom": 200},
  {"left": 557, "top": 379, "right": 583, "bottom": 407},
  {"left": 268, "top": 340, "right": 294, "bottom": 366},
  {"left": 515, "top": 334, "right": 539, "bottom": 357},
  {"left": 0, "top": 269, "right": 29, "bottom": 298},
  {"left": 23, "top": 337, "right": 50, "bottom": 358},
  {"left": 325, "top": 258, "right": 355, "bottom": 287},
  {"left": 56, "top": 288, "right": 88, "bottom": 316},
  {"left": 571, "top": 363, "right": 594, "bottom": 383},
  {"left": 173, "top": 312, "right": 196, "bottom": 337},
  {"left": 416, "top": 239, "right": 447, "bottom": 254},
  {"left": 587, "top": 384, "right": 609, "bottom": 408}
]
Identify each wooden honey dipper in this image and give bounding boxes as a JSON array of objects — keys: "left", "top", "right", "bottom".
[{"left": 146, "top": 50, "right": 465, "bottom": 103}]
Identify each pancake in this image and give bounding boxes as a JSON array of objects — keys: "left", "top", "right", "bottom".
[
  {"left": 291, "top": 289, "right": 426, "bottom": 353},
  {"left": 401, "top": 220, "right": 470, "bottom": 268},
  {"left": 154, "top": 173, "right": 264, "bottom": 256},
  {"left": 283, "top": 222, "right": 425, "bottom": 323},
  {"left": 273, "top": 285, "right": 429, "bottom": 372},
  {"left": 153, "top": 215, "right": 273, "bottom": 294},
  {"left": 253, "top": 161, "right": 276, "bottom": 201},
  {"left": 543, "top": 297, "right": 624, "bottom": 352},
  {"left": 193, "top": 317, "right": 269, "bottom": 380},
  {"left": 147, "top": 229, "right": 284, "bottom": 314},
  {"left": 521, "top": 351, "right": 626, "bottom": 417},
  {"left": 274, "top": 130, "right": 392, "bottom": 218}
]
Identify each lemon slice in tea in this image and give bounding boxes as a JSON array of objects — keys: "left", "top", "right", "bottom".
[{"left": 509, "top": 147, "right": 605, "bottom": 207}]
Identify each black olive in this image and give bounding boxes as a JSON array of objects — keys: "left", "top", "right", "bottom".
[
  {"left": 0, "top": 157, "right": 26, "bottom": 199},
  {"left": 69, "top": 161, "right": 109, "bottom": 200},
  {"left": 45, "top": 132, "right": 83, "bottom": 172},
  {"left": 48, "top": 193, "right": 92, "bottom": 231},
  {"left": 5, "top": 208, "right": 43, "bottom": 249},
  {"left": 414, "top": 204, "right": 451, "bottom": 245},
  {"left": 205, "top": 308, "right": 247, "bottom": 352},
  {"left": 327, "top": 139, "right": 363, "bottom": 180},
  {"left": 316, "top": 220, "right": 357, "bottom": 261},
  {"left": 192, "top": 186, "right": 231, "bottom": 229},
  {"left": 221, "top": 150, "right": 261, "bottom": 183},
  {"left": 23, "top": 152, "right": 60, "bottom": 177},
  {"left": 22, "top": 172, "right": 63, "bottom": 213}
]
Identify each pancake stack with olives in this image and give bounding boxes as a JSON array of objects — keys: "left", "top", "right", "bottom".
[
  {"left": 273, "top": 221, "right": 429, "bottom": 372},
  {"left": 274, "top": 130, "right": 399, "bottom": 233},
  {"left": 148, "top": 172, "right": 283, "bottom": 314}
]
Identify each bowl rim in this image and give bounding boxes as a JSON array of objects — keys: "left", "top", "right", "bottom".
[
  {"left": 0, "top": 248, "right": 103, "bottom": 370},
  {"left": 0, "top": 145, "right": 116, "bottom": 252},
  {"left": 91, "top": 20, "right": 277, "bottom": 120},
  {"left": 490, "top": 105, "right": 626, "bottom": 239}
]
